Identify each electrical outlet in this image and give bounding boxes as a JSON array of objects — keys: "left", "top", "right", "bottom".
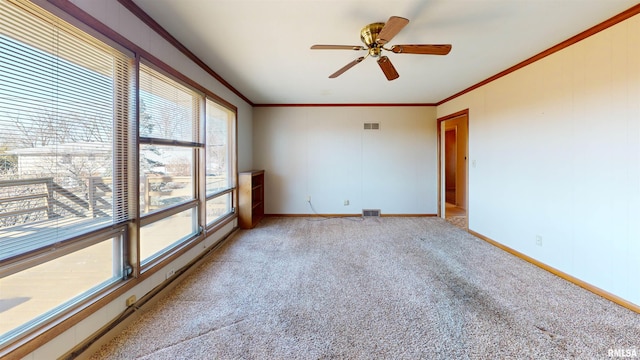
[
  {"left": 344, "top": 200, "right": 349, "bottom": 206},
  {"left": 126, "top": 295, "right": 136, "bottom": 307},
  {"left": 166, "top": 268, "right": 176, "bottom": 279},
  {"left": 535, "top": 235, "right": 543, "bottom": 247},
  {"left": 306, "top": 195, "right": 311, "bottom": 202}
]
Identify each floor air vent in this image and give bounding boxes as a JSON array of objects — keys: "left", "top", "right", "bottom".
[
  {"left": 362, "top": 209, "right": 381, "bottom": 217},
  {"left": 364, "top": 123, "right": 380, "bottom": 130}
]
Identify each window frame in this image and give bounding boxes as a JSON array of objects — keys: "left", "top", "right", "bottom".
[
  {"left": 203, "top": 97, "right": 238, "bottom": 229},
  {"left": 136, "top": 60, "right": 204, "bottom": 270}
]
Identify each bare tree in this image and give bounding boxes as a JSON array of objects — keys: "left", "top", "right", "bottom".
[
  {"left": 14, "top": 112, "right": 68, "bottom": 147},
  {"left": 139, "top": 99, "right": 165, "bottom": 175},
  {"left": 141, "top": 100, "right": 191, "bottom": 141},
  {"left": 13, "top": 110, "right": 111, "bottom": 148},
  {"left": 206, "top": 117, "right": 227, "bottom": 176}
]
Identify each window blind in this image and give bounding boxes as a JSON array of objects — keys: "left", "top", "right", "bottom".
[
  {"left": 139, "top": 63, "right": 200, "bottom": 144},
  {"left": 205, "top": 98, "right": 233, "bottom": 195},
  {"left": 0, "top": 0, "right": 134, "bottom": 260}
]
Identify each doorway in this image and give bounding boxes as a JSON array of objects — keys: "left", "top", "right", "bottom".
[
  {"left": 445, "top": 128, "right": 457, "bottom": 204},
  {"left": 438, "top": 110, "right": 468, "bottom": 229}
]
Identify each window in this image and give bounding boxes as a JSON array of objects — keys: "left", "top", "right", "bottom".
[
  {"left": 138, "top": 63, "right": 201, "bottom": 265},
  {"left": 0, "top": 231, "right": 124, "bottom": 343},
  {"left": 205, "top": 99, "right": 235, "bottom": 226},
  {"left": 0, "top": 0, "right": 134, "bottom": 344},
  {"left": 0, "top": 0, "right": 237, "bottom": 353}
]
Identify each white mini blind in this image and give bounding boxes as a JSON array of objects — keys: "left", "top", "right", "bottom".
[
  {"left": 139, "top": 63, "right": 200, "bottom": 143},
  {"left": 0, "top": 0, "right": 135, "bottom": 259},
  {"left": 205, "top": 98, "right": 233, "bottom": 195}
]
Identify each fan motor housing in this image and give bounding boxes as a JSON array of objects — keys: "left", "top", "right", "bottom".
[{"left": 360, "top": 22, "right": 385, "bottom": 47}]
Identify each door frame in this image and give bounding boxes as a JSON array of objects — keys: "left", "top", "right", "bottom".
[{"left": 437, "top": 109, "right": 469, "bottom": 221}]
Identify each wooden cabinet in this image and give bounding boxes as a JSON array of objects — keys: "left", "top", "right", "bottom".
[{"left": 239, "top": 170, "right": 264, "bottom": 229}]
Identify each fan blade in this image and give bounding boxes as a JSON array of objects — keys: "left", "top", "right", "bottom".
[
  {"left": 391, "top": 44, "right": 452, "bottom": 55},
  {"left": 376, "top": 16, "right": 409, "bottom": 45},
  {"left": 377, "top": 56, "right": 399, "bottom": 81},
  {"left": 329, "top": 57, "right": 365, "bottom": 78},
  {"left": 311, "top": 45, "right": 366, "bottom": 51}
]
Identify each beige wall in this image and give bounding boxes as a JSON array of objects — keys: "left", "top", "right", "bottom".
[
  {"left": 253, "top": 106, "right": 438, "bottom": 215},
  {"left": 438, "top": 14, "right": 640, "bottom": 306}
]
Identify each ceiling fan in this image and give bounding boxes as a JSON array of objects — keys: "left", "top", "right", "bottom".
[{"left": 311, "top": 16, "right": 452, "bottom": 81}]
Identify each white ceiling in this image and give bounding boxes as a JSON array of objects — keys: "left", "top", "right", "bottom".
[{"left": 132, "top": 0, "right": 638, "bottom": 105}]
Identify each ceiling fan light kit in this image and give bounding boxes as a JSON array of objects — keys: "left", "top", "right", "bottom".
[{"left": 311, "top": 16, "right": 452, "bottom": 81}]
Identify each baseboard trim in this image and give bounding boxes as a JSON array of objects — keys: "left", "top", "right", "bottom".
[
  {"left": 265, "top": 214, "right": 360, "bottom": 217},
  {"left": 265, "top": 214, "right": 437, "bottom": 217},
  {"left": 468, "top": 230, "right": 640, "bottom": 314},
  {"left": 381, "top": 214, "right": 437, "bottom": 217}
]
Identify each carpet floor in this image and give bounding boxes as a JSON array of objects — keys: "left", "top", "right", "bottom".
[{"left": 89, "top": 217, "right": 640, "bottom": 359}]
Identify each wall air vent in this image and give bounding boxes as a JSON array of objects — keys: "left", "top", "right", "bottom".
[
  {"left": 364, "top": 123, "right": 380, "bottom": 130},
  {"left": 362, "top": 209, "right": 381, "bottom": 217}
]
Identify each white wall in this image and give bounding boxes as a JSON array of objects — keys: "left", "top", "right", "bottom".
[
  {"left": 253, "top": 106, "right": 437, "bottom": 215},
  {"left": 24, "top": 1, "right": 252, "bottom": 358},
  {"left": 438, "top": 14, "right": 640, "bottom": 306}
]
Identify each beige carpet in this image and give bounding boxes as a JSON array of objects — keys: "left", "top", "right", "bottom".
[{"left": 89, "top": 217, "right": 640, "bottom": 359}]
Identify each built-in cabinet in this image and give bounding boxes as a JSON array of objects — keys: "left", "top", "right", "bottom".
[{"left": 239, "top": 170, "right": 264, "bottom": 229}]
